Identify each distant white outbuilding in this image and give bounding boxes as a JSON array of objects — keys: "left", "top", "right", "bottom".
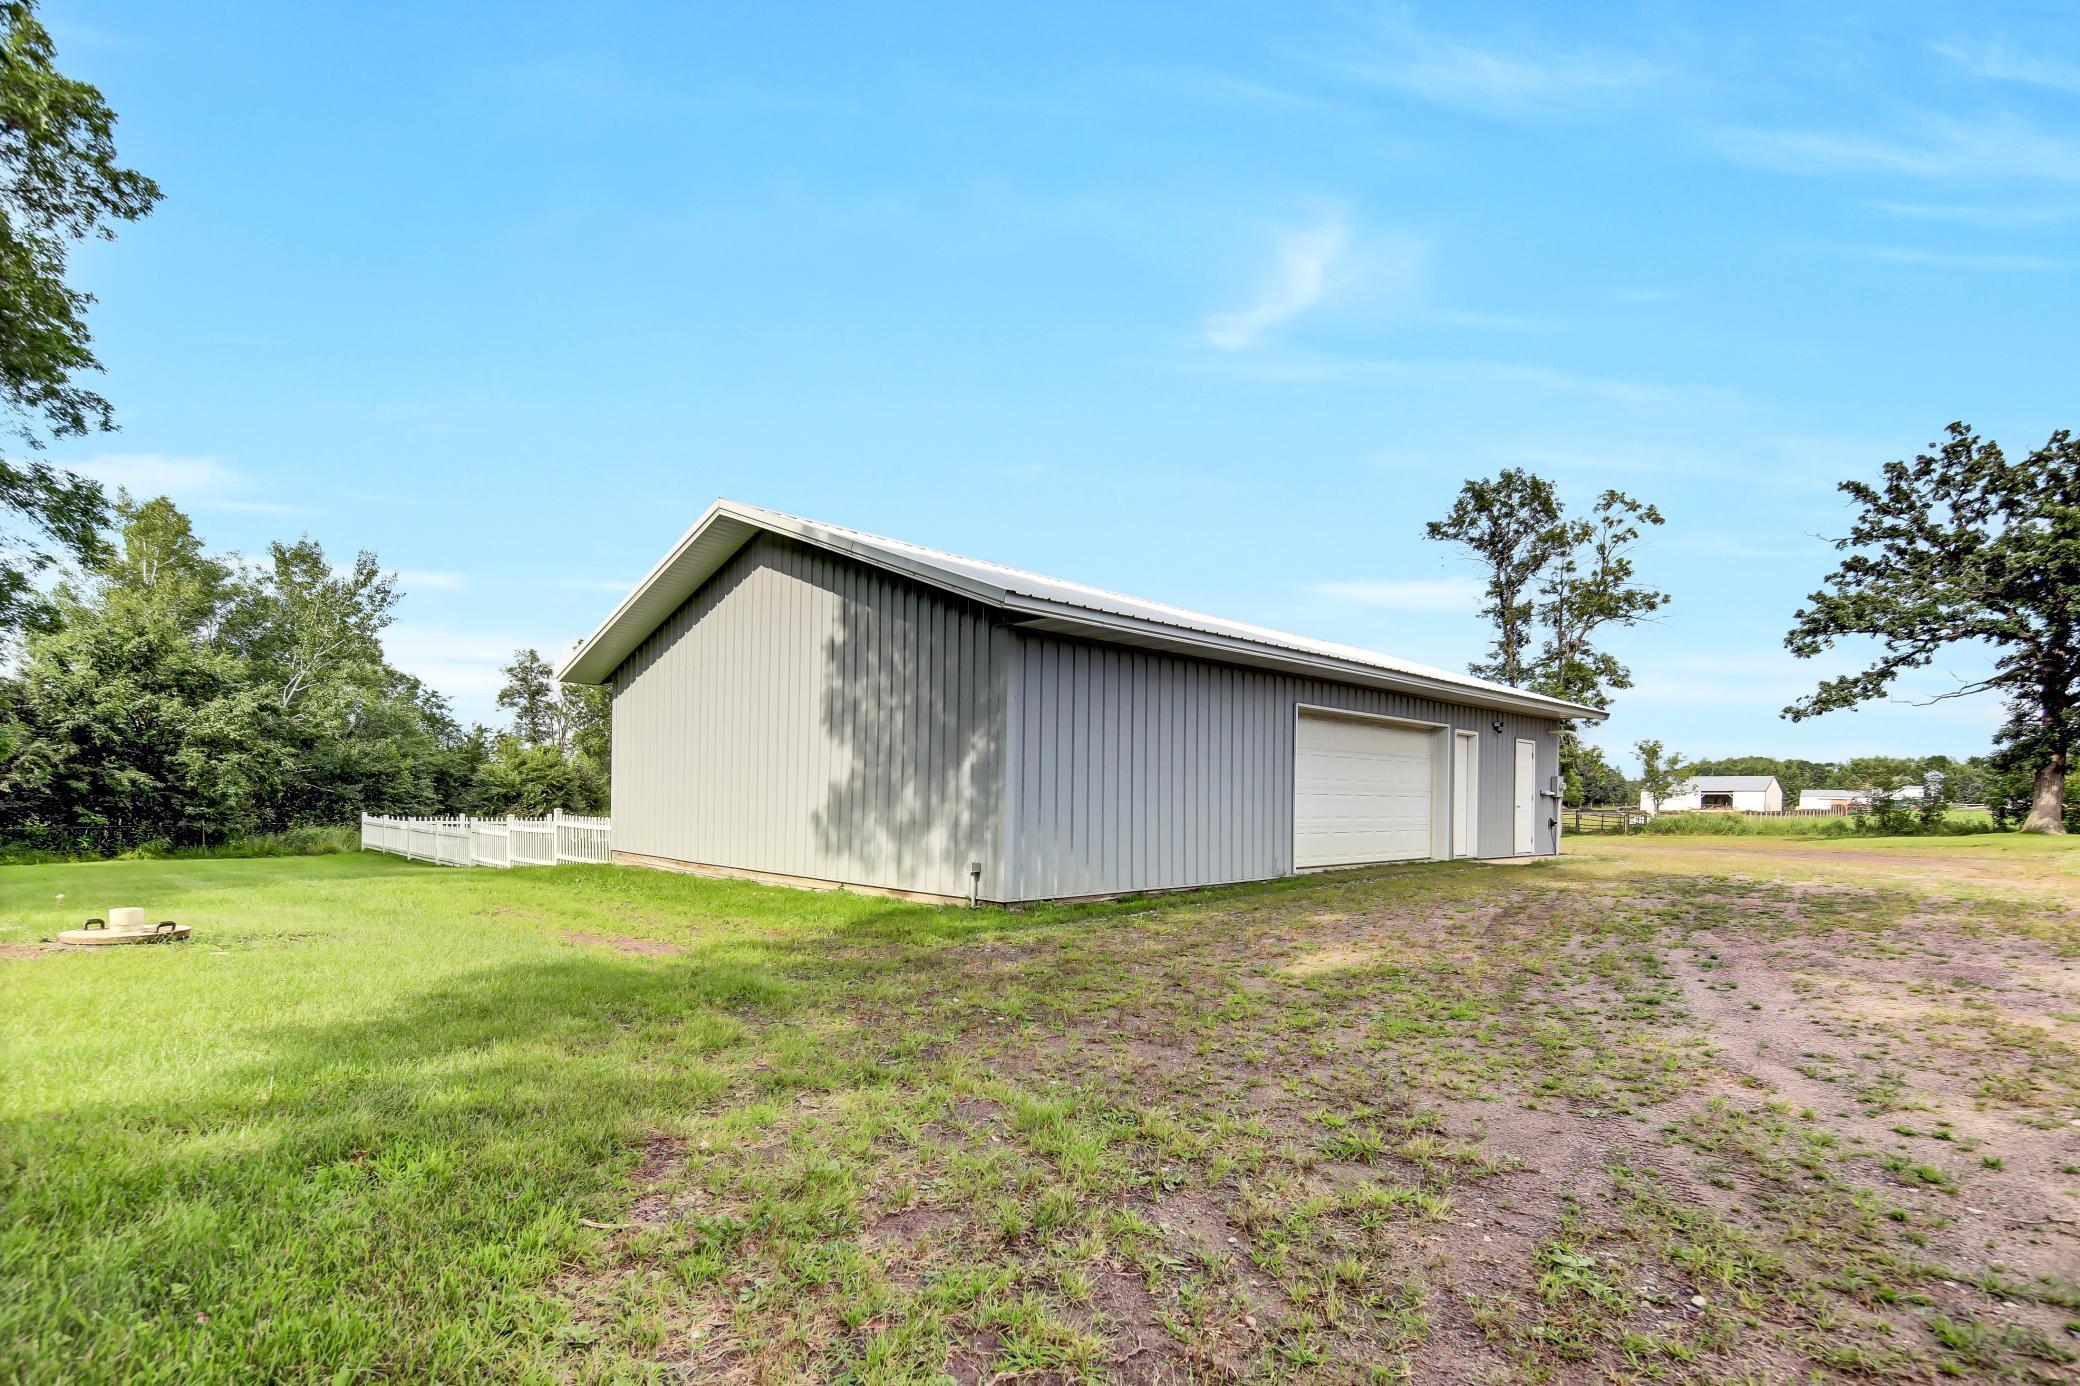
[
  {"left": 1641, "top": 774, "right": 1784, "bottom": 814},
  {"left": 1800, "top": 784, "right": 1926, "bottom": 812},
  {"left": 1798, "top": 788, "right": 1860, "bottom": 812}
]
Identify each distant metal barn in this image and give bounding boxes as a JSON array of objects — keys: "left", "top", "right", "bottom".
[{"left": 557, "top": 502, "right": 1608, "bottom": 904}]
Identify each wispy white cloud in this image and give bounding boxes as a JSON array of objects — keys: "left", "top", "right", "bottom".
[
  {"left": 1202, "top": 218, "right": 1531, "bottom": 350},
  {"left": 552, "top": 575, "right": 641, "bottom": 594},
  {"left": 1497, "top": 444, "right": 1703, "bottom": 475},
  {"left": 1623, "top": 649, "right": 2011, "bottom": 720},
  {"left": 1864, "top": 244, "right": 2067, "bottom": 271},
  {"left": 396, "top": 570, "right": 465, "bottom": 591},
  {"left": 66, "top": 453, "right": 304, "bottom": 515},
  {"left": 1202, "top": 216, "right": 1352, "bottom": 350},
  {"left": 1313, "top": 575, "right": 1485, "bottom": 610},
  {"left": 1624, "top": 655, "right": 1818, "bottom": 708},
  {"left": 384, "top": 626, "right": 534, "bottom": 666},
  {"left": 382, "top": 624, "right": 580, "bottom": 719},
  {"left": 1715, "top": 114, "right": 2080, "bottom": 182},
  {"left": 1344, "top": 17, "right": 1661, "bottom": 115},
  {"left": 71, "top": 453, "right": 240, "bottom": 495},
  {"left": 208, "top": 499, "right": 305, "bottom": 515},
  {"left": 1669, "top": 532, "right": 1824, "bottom": 561},
  {"left": 1429, "top": 308, "right": 1554, "bottom": 332},
  {"left": 1487, "top": 434, "right": 1878, "bottom": 492},
  {"left": 1935, "top": 41, "right": 2080, "bottom": 94},
  {"left": 1662, "top": 655, "right": 1812, "bottom": 677},
  {"left": 1871, "top": 200, "right": 2079, "bottom": 229},
  {"left": 1146, "top": 67, "right": 1348, "bottom": 115},
  {"left": 364, "top": 402, "right": 469, "bottom": 427},
  {"left": 1193, "top": 353, "right": 1729, "bottom": 406}
]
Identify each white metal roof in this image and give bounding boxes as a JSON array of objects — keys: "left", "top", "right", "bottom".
[
  {"left": 1678, "top": 775, "right": 1780, "bottom": 791},
  {"left": 556, "top": 500, "right": 1608, "bottom": 721}
]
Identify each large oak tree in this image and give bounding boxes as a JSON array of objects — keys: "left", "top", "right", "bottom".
[{"left": 1784, "top": 423, "right": 2077, "bottom": 833}]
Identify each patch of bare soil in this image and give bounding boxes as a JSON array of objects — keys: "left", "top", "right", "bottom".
[
  {"left": 1766, "top": 923, "right": 2080, "bottom": 1017},
  {"left": 1077, "top": 884, "right": 2077, "bottom": 1378},
  {"left": 1135, "top": 1189, "right": 1274, "bottom": 1378},
  {"left": 1278, "top": 942, "right": 1387, "bottom": 976},
  {"left": 549, "top": 1132, "right": 751, "bottom": 1380},
  {"left": 625, "top": 1133, "right": 688, "bottom": 1223},
  {"left": 942, "top": 1328, "right": 1002, "bottom": 1386},
  {"left": 558, "top": 870, "right": 2080, "bottom": 1382},
  {"left": 1671, "top": 919, "right": 2080, "bottom": 1328},
  {"left": 947, "top": 1095, "right": 1005, "bottom": 1126},
  {"left": 861, "top": 1202, "right": 961, "bottom": 1251},
  {"left": 562, "top": 930, "right": 683, "bottom": 956}
]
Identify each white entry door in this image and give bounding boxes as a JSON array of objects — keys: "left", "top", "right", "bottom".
[
  {"left": 1452, "top": 731, "right": 1479, "bottom": 857},
  {"left": 1294, "top": 712, "right": 1436, "bottom": 869},
  {"left": 1512, "top": 738, "right": 1538, "bottom": 855}
]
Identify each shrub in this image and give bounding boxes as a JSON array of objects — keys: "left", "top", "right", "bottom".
[
  {"left": 1639, "top": 813, "right": 1858, "bottom": 838},
  {"left": 0, "top": 824, "right": 359, "bottom": 865},
  {"left": 1636, "top": 812, "right": 1996, "bottom": 840}
]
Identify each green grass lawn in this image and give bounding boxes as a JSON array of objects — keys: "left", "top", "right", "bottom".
[
  {"left": 5, "top": 845, "right": 2078, "bottom": 1383},
  {"left": 0, "top": 854, "right": 1327, "bottom": 1384}
]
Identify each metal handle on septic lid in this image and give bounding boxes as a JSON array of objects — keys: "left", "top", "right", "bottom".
[
  {"left": 156, "top": 921, "right": 179, "bottom": 934},
  {"left": 83, "top": 918, "right": 106, "bottom": 930}
]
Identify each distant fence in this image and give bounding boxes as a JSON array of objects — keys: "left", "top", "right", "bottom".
[
  {"left": 1639, "top": 807, "right": 1903, "bottom": 819},
  {"left": 1568, "top": 807, "right": 1650, "bottom": 835},
  {"left": 1731, "top": 807, "right": 1854, "bottom": 818},
  {"left": 1629, "top": 803, "right": 1984, "bottom": 823},
  {"left": 359, "top": 812, "right": 612, "bottom": 868}
]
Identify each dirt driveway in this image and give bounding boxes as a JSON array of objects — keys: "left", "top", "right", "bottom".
[{"left": 561, "top": 843, "right": 2080, "bottom": 1384}]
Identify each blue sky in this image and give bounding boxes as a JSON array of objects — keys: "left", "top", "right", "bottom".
[{"left": 44, "top": 2, "right": 2080, "bottom": 769}]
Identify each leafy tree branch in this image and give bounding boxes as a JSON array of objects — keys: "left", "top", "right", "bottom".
[
  {"left": 1784, "top": 422, "right": 2077, "bottom": 833},
  {"left": 0, "top": 1, "right": 160, "bottom": 637}
]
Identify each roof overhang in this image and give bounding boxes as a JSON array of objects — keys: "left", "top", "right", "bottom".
[
  {"left": 556, "top": 501, "right": 1608, "bottom": 723},
  {"left": 555, "top": 501, "right": 1009, "bottom": 686},
  {"left": 994, "top": 604, "right": 1603, "bottom": 720}
]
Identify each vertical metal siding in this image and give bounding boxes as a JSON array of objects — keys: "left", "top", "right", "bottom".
[
  {"left": 608, "top": 535, "right": 1005, "bottom": 899},
  {"left": 1000, "top": 629, "right": 1561, "bottom": 900},
  {"left": 609, "top": 544, "right": 1566, "bottom": 902}
]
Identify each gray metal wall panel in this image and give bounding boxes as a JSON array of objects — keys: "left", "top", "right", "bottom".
[
  {"left": 609, "top": 535, "right": 1005, "bottom": 899},
  {"left": 1001, "top": 629, "right": 1562, "bottom": 900},
  {"left": 609, "top": 542, "right": 1565, "bottom": 902}
]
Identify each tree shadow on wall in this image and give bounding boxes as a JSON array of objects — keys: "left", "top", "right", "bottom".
[{"left": 812, "top": 581, "right": 1000, "bottom": 895}]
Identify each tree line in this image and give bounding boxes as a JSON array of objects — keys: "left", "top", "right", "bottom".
[
  {"left": 1664, "top": 753, "right": 2003, "bottom": 813},
  {"left": 1613, "top": 746, "right": 2054, "bottom": 826},
  {"left": 0, "top": 495, "right": 607, "bottom": 850},
  {"left": 1425, "top": 423, "right": 2075, "bottom": 833}
]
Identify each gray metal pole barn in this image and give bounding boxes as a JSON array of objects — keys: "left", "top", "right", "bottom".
[{"left": 558, "top": 502, "right": 1607, "bottom": 904}]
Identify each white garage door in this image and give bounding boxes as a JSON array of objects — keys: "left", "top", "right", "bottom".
[{"left": 1293, "top": 712, "right": 1436, "bottom": 869}]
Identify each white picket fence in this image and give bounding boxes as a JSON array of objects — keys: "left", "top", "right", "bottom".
[{"left": 359, "top": 812, "right": 612, "bottom": 868}]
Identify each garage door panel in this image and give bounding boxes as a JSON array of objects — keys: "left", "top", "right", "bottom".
[{"left": 1294, "top": 713, "right": 1435, "bottom": 869}]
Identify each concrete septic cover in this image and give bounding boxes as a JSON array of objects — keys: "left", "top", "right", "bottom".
[{"left": 58, "top": 912, "right": 191, "bottom": 947}]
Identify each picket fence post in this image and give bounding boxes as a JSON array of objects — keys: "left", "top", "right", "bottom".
[{"left": 356, "top": 811, "right": 612, "bottom": 868}]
